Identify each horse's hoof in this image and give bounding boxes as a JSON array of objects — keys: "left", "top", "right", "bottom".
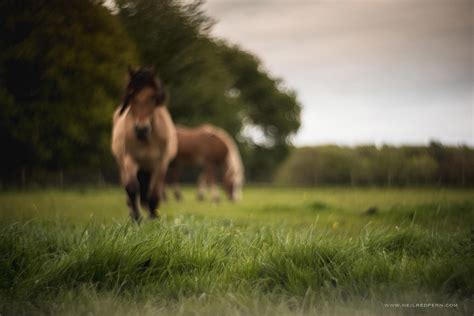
[
  {"left": 174, "top": 192, "right": 183, "bottom": 201},
  {"left": 149, "top": 213, "right": 159, "bottom": 220},
  {"left": 130, "top": 215, "right": 142, "bottom": 223}
]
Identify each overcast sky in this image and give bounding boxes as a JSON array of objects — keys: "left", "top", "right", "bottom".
[{"left": 204, "top": 0, "right": 473, "bottom": 146}]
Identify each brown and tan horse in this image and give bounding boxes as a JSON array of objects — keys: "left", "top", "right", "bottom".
[
  {"left": 169, "top": 124, "right": 244, "bottom": 202},
  {"left": 111, "top": 66, "right": 177, "bottom": 221}
]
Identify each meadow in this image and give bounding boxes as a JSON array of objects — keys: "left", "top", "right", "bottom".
[{"left": 0, "top": 186, "right": 472, "bottom": 315}]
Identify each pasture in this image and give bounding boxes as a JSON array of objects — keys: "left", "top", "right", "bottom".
[{"left": 0, "top": 187, "right": 472, "bottom": 315}]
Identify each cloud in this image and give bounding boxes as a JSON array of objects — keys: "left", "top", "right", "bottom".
[{"left": 204, "top": 0, "right": 473, "bottom": 145}]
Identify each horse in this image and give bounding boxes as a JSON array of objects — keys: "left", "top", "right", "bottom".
[
  {"left": 111, "top": 66, "right": 177, "bottom": 221},
  {"left": 168, "top": 124, "right": 244, "bottom": 202}
]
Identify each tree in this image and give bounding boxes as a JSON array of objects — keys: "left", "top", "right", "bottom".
[
  {"left": 115, "top": 0, "right": 241, "bottom": 133},
  {"left": 217, "top": 43, "right": 301, "bottom": 180},
  {"left": 276, "top": 144, "right": 474, "bottom": 187},
  {"left": 0, "top": 0, "right": 301, "bottom": 185},
  {"left": 0, "top": 0, "right": 138, "bottom": 181},
  {"left": 217, "top": 43, "right": 301, "bottom": 144},
  {"left": 116, "top": 0, "right": 301, "bottom": 181}
]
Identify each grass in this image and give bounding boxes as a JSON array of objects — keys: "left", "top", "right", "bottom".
[{"left": 0, "top": 186, "right": 473, "bottom": 315}]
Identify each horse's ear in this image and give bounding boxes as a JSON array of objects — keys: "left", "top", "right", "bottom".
[
  {"left": 128, "top": 65, "right": 136, "bottom": 78},
  {"left": 155, "top": 90, "right": 166, "bottom": 106},
  {"left": 154, "top": 77, "right": 166, "bottom": 106},
  {"left": 119, "top": 102, "right": 128, "bottom": 115}
]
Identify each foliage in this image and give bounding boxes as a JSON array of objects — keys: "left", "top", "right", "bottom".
[
  {"left": 0, "top": 0, "right": 301, "bottom": 184},
  {"left": 0, "top": 0, "right": 138, "bottom": 178},
  {"left": 115, "top": 0, "right": 241, "bottom": 132},
  {"left": 276, "top": 144, "right": 474, "bottom": 186},
  {"left": 217, "top": 43, "right": 301, "bottom": 142},
  {"left": 216, "top": 43, "right": 301, "bottom": 180},
  {"left": 116, "top": 0, "right": 301, "bottom": 180},
  {"left": 0, "top": 187, "right": 472, "bottom": 314}
]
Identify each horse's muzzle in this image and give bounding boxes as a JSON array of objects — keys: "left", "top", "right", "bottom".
[{"left": 134, "top": 124, "right": 151, "bottom": 141}]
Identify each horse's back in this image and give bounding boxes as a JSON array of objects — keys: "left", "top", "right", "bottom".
[
  {"left": 201, "top": 128, "right": 228, "bottom": 163},
  {"left": 175, "top": 124, "right": 229, "bottom": 165}
]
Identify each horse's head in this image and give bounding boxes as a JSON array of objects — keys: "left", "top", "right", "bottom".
[
  {"left": 120, "top": 66, "right": 166, "bottom": 141},
  {"left": 223, "top": 169, "right": 243, "bottom": 202}
]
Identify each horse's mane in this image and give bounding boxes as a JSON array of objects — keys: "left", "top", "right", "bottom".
[
  {"left": 119, "top": 67, "right": 165, "bottom": 115},
  {"left": 201, "top": 124, "right": 244, "bottom": 185}
]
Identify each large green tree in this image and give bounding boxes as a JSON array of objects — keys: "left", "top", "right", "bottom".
[
  {"left": 0, "top": 0, "right": 301, "bottom": 185},
  {"left": 216, "top": 43, "right": 301, "bottom": 180},
  {"left": 116, "top": 0, "right": 301, "bottom": 181},
  {"left": 0, "top": 0, "right": 137, "bottom": 180},
  {"left": 115, "top": 0, "right": 241, "bottom": 133}
]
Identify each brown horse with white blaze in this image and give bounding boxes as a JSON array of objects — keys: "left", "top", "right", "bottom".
[
  {"left": 169, "top": 124, "right": 244, "bottom": 202},
  {"left": 111, "top": 67, "right": 177, "bottom": 221}
]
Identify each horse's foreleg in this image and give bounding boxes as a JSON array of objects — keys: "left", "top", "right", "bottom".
[
  {"left": 147, "top": 164, "right": 168, "bottom": 219},
  {"left": 196, "top": 172, "right": 207, "bottom": 201},
  {"left": 171, "top": 162, "right": 183, "bottom": 201},
  {"left": 147, "top": 175, "right": 160, "bottom": 219},
  {"left": 174, "top": 183, "right": 183, "bottom": 201},
  {"left": 122, "top": 156, "right": 140, "bottom": 222},
  {"left": 197, "top": 164, "right": 219, "bottom": 203},
  {"left": 210, "top": 183, "right": 220, "bottom": 203},
  {"left": 206, "top": 165, "right": 220, "bottom": 203},
  {"left": 126, "top": 189, "right": 140, "bottom": 222},
  {"left": 147, "top": 192, "right": 159, "bottom": 219}
]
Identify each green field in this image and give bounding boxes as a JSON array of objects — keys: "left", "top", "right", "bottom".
[{"left": 0, "top": 187, "right": 472, "bottom": 315}]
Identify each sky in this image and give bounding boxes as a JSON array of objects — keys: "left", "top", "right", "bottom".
[{"left": 204, "top": 0, "right": 473, "bottom": 146}]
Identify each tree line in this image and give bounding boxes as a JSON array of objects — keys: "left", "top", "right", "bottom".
[
  {"left": 276, "top": 142, "right": 474, "bottom": 187},
  {"left": 0, "top": 0, "right": 301, "bottom": 187}
]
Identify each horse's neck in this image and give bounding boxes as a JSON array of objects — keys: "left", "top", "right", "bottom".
[{"left": 151, "top": 107, "right": 171, "bottom": 132}]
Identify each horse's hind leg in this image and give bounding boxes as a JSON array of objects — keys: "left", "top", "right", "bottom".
[
  {"left": 161, "top": 184, "right": 168, "bottom": 202},
  {"left": 147, "top": 164, "right": 169, "bottom": 219}
]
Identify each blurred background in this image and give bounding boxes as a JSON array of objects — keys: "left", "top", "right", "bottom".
[{"left": 0, "top": 0, "right": 472, "bottom": 188}]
